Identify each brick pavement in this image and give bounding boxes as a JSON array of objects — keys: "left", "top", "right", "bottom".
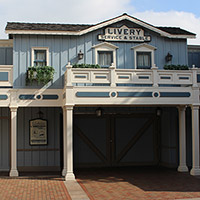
[
  {"left": 0, "top": 175, "right": 71, "bottom": 200},
  {"left": 0, "top": 167, "right": 200, "bottom": 200},
  {"left": 76, "top": 167, "right": 200, "bottom": 200}
]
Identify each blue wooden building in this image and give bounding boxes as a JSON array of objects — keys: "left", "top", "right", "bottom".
[{"left": 0, "top": 13, "right": 200, "bottom": 180}]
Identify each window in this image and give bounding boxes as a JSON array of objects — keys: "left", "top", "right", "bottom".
[
  {"left": 98, "top": 51, "right": 113, "bottom": 67},
  {"left": 131, "top": 44, "right": 156, "bottom": 69},
  {"left": 34, "top": 50, "right": 46, "bottom": 66},
  {"left": 137, "top": 52, "right": 151, "bottom": 69},
  {"left": 31, "top": 47, "right": 49, "bottom": 66},
  {"left": 92, "top": 42, "right": 118, "bottom": 67}
]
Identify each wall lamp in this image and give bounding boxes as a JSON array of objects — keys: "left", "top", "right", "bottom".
[
  {"left": 156, "top": 107, "right": 162, "bottom": 116},
  {"left": 95, "top": 107, "right": 103, "bottom": 117},
  {"left": 166, "top": 52, "right": 173, "bottom": 62},
  {"left": 78, "top": 50, "right": 84, "bottom": 60},
  {"left": 37, "top": 110, "right": 44, "bottom": 119}
]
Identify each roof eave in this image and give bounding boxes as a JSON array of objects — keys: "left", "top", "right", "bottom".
[
  {"left": 5, "top": 29, "right": 80, "bottom": 36},
  {"left": 5, "top": 14, "right": 196, "bottom": 39}
]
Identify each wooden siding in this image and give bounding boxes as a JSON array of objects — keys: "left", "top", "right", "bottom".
[
  {"left": 188, "top": 51, "right": 200, "bottom": 68},
  {"left": 0, "top": 47, "right": 13, "bottom": 65},
  {"left": 0, "top": 108, "right": 10, "bottom": 171},
  {"left": 17, "top": 107, "right": 62, "bottom": 168},
  {"left": 160, "top": 107, "right": 178, "bottom": 167},
  {"left": 13, "top": 21, "right": 188, "bottom": 88}
]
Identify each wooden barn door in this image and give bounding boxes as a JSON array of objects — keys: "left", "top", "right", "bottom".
[
  {"left": 112, "top": 114, "right": 158, "bottom": 166},
  {"left": 73, "top": 113, "right": 158, "bottom": 168}
]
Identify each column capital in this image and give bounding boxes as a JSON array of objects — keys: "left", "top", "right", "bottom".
[
  {"left": 190, "top": 104, "right": 199, "bottom": 110},
  {"left": 9, "top": 106, "right": 18, "bottom": 112},
  {"left": 177, "top": 105, "right": 187, "bottom": 112},
  {"left": 63, "top": 105, "right": 74, "bottom": 111}
]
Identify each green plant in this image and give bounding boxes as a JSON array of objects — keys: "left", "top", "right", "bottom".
[
  {"left": 72, "top": 64, "right": 101, "bottom": 68},
  {"left": 164, "top": 65, "right": 189, "bottom": 70},
  {"left": 26, "top": 66, "right": 55, "bottom": 85}
]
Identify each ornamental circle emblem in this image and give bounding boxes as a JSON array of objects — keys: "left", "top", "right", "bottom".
[
  {"left": 153, "top": 92, "right": 160, "bottom": 98},
  {"left": 110, "top": 92, "right": 117, "bottom": 98}
]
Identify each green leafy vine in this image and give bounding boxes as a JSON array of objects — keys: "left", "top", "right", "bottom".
[
  {"left": 164, "top": 65, "right": 189, "bottom": 70},
  {"left": 26, "top": 66, "right": 55, "bottom": 85},
  {"left": 72, "top": 64, "right": 101, "bottom": 68}
]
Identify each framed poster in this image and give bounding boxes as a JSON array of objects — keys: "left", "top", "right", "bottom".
[{"left": 30, "top": 118, "right": 47, "bottom": 145}]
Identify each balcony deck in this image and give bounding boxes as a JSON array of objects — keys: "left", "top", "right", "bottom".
[{"left": 64, "top": 63, "right": 200, "bottom": 106}]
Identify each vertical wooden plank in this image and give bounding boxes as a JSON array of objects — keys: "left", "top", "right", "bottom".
[
  {"left": 31, "top": 107, "right": 40, "bottom": 166},
  {"left": 77, "top": 36, "right": 85, "bottom": 64},
  {"left": 39, "top": 107, "right": 47, "bottom": 166},
  {"left": 24, "top": 107, "right": 32, "bottom": 166},
  {"left": 0, "top": 108, "right": 10, "bottom": 170},
  {"left": 20, "top": 35, "right": 29, "bottom": 86},
  {"left": 13, "top": 35, "right": 20, "bottom": 87},
  {"left": 54, "top": 107, "right": 61, "bottom": 166},
  {"left": 6, "top": 48, "right": 13, "bottom": 65},
  {"left": 124, "top": 43, "right": 133, "bottom": 69},
  {"left": 117, "top": 43, "right": 125, "bottom": 69},
  {"left": 52, "top": 36, "right": 62, "bottom": 87},
  {"left": 69, "top": 36, "right": 77, "bottom": 64},
  {"left": 178, "top": 39, "right": 187, "bottom": 65},
  {"left": 84, "top": 34, "right": 92, "bottom": 64},
  {"left": 17, "top": 108, "right": 24, "bottom": 166},
  {"left": 47, "top": 107, "right": 55, "bottom": 166},
  {"left": 61, "top": 36, "right": 69, "bottom": 76},
  {"left": 0, "top": 48, "right": 6, "bottom": 64}
]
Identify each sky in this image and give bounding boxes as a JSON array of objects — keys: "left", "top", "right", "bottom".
[{"left": 0, "top": 0, "right": 200, "bottom": 44}]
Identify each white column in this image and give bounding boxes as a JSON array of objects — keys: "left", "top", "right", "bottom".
[
  {"left": 62, "top": 107, "right": 67, "bottom": 176},
  {"left": 9, "top": 106, "right": 19, "bottom": 177},
  {"left": 177, "top": 106, "right": 188, "bottom": 172},
  {"left": 64, "top": 105, "right": 75, "bottom": 180},
  {"left": 190, "top": 105, "right": 200, "bottom": 176}
]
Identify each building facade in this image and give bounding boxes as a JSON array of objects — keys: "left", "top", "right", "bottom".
[{"left": 0, "top": 13, "right": 200, "bottom": 180}]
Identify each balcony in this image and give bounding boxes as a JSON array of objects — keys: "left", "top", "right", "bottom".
[
  {"left": 65, "top": 63, "right": 198, "bottom": 88},
  {"left": 64, "top": 63, "right": 199, "bottom": 106}
]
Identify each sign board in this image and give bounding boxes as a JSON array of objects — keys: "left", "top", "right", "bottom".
[
  {"left": 30, "top": 119, "right": 47, "bottom": 145},
  {"left": 98, "top": 25, "right": 151, "bottom": 42}
]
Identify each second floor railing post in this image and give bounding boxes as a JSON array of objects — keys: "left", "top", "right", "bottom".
[
  {"left": 66, "top": 62, "right": 72, "bottom": 87},
  {"left": 192, "top": 65, "right": 198, "bottom": 88},
  {"left": 152, "top": 64, "right": 158, "bottom": 87},
  {"left": 109, "top": 63, "right": 116, "bottom": 87}
]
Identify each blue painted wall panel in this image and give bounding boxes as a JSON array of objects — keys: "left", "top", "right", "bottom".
[
  {"left": 0, "top": 108, "right": 10, "bottom": 171},
  {"left": 17, "top": 107, "right": 62, "bottom": 168},
  {"left": 13, "top": 21, "right": 188, "bottom": 88},
  {"left": 0, "top": 47, "right": 13, "bottom": 65}
]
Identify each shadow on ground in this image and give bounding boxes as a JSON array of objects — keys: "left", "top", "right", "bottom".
[{"left": 75, "top": 166, "right": 200, "bottom": 192}]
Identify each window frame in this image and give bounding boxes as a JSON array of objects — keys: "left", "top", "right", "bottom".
[
  {"left": 92, "top": 42, "right": 118, "bottom": 67},
  {"left": 136, "top": 52, "right": 152, "bottom": 69},
  {"left": 97, "top": 50, "right": 113, "bottom": 67},
  {"left": 131, "top": 44, "right": 157, "bottom": 69},
  {"left": 31, "top": 47, "right": 49, "bottom": 66}
]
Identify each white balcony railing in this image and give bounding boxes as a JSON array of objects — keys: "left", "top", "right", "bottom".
[
  {"left": 0, "top": 65, "right": 13, "bottom": 87},
  {"left": 65, "top": 63, "right": 198, "bottom": 88}
]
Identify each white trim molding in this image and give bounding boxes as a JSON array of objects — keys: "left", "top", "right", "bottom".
[
  {"left": 31, "top": 47, "right": 49, "bottom": 66},
  {"left": 131, "top": 43, "right": 157, "bottom": 69},
  {"left": 92, "top": 42, "right": 118, "bottom": 66},
  {"left": 0, "top": 39, "right": 13, "bottom": 47}
]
